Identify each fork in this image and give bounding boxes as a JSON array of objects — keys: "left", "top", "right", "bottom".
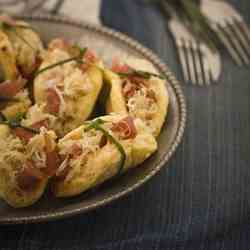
[
  {"left": 168, "top": 18, "right": 222, "bottom": 85},
  {"left": 201, "top": 0, "right": 250, "bottom": 66}
]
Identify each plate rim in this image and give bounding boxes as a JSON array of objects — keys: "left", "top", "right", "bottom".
[{"left": 0, "top": 14, "right": 187, "bottom": 225}]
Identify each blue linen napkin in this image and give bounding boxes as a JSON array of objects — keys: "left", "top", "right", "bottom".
[{"left": 1, "top": 0, "right": 250, "bottom": 249}]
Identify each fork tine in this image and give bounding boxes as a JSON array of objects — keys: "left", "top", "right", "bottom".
[
  {"left": 230, "top": 20, "right": 250, "bottom": 56},
  {"left": 184, "top": 41, "right": 197, "bottom": 84},
  {"left": 214, "top": 25, "right": 243, "bottom": 66},
  {"left": 238, "top": 21, "right": 250, "bottom": 43},
  {"left": 220, "top": 24, "right": 249, "bottom": 65},
  {"left": 192, "top": 42, "right": 204, "bottom": 85},
  {"left": 201, "top": 52, "right": 211, "bottom": 85},
  {"left": 176, "top": 39, "right": 190, "bottom": 82}
]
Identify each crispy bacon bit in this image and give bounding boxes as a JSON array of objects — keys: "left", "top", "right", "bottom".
[
  {"left": 0, "top": 15, "right": 17, "bottom": 27},
  {"left": 54, "top": 144, "right": 82, "bottom": 181},
  {"left": 122, "top": 80, "right": 137, "bottom": 98},
  {"left": 111, "top": 116, "right": 137, "bottom": 139},
  {"left": 84, "top": 49, "right": 97, "bottom": 64},
  {"left": 44, "top": 149, "right": 60, "bottom": 177},
  {"left": 20, "top": 56, "right": 42, "bottom": 79},
  {"left": 31, "top": 119, "right": 49, "bottom": 130},
  {"left": 69, "top": 144, "right": 82, "bottom": 159},
  {"left": 13, "top": 127, "right": 35, "bottom": 143},
  {"left": 80, "top": 63, "right": 89, "bottom": 73},
  {"left": 146, "top": 89, "right": 157, "bottom": 102},
  {"left": 16, "top": 161, "right": 44, "bottom": 192},
  {"left": 46, "top": 88, "right": 61, "bottom": 114},
  {"left": 80, "top": 49, "right": 98, "bottom": 72},
  {"left": 99, "top": 135, "right": 108, "bottom": 148},
  {"left": 0, "top": 77, "right": 27, "bottom": 98},
  {"left": 42, "top": 133, "right": 60, "bottom": 177},
  {"left": 129, "top": 76, "right": 148, "bottom": 86},
  {"left": 111, "top": 58, "right": 131, "bottom": 73}
]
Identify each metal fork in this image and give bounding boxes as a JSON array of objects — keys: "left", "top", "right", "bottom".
[
  {"left": 201, "top": 0, "right": 250, "bottom": 66},
  {"left": 168, "top": 18, "right": 222, "bottom": 85}
]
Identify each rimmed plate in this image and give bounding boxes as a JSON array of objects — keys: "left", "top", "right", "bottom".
[{"left": 0, "top": 15, "right": 186, "bottom": 224}]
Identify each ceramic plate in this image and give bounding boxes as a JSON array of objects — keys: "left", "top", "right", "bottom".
[{"left": 0, "top": 15, "right": 186, "bottom": 224}]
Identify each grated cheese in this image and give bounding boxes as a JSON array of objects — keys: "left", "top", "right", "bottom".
[
  {"left": 58, "top": 129, "right": 104, "bottom": 182},
  {"left": 22, "top": 104, "right": 57, "bottom": 128},
  {"left": 127, "top": 87, "right": 158, "bottom": 118}
]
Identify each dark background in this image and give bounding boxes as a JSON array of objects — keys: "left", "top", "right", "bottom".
[{"left": 1, "top": 0, "right": 250, "bottom": 249}]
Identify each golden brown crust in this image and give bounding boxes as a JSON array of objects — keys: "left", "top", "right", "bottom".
[
  {"left": 53, "top": 115, "right": 157, "bottom": 198},
  {"left": 105, "top": 58, "right": 169, "bottom": 137},
  {"left": 0, "top": 125, "right": 57, "bottom": 208}
]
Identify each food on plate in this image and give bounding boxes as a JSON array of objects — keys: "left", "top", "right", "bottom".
[
  {"left": 104, "top": 57, "right": 169, "bottom": 137},
  {"left": 0, "top": 77, "right": 31, "bottom": 120},
  {"left": 0, "top": 14, "right": 44, "bottom": 120},
  {"left": 33, "top": 39, "right": 103, "bottom": 136},
  {"left": 52, "top": 114, "right": 157, "bottom": 197},
  {"left": 0, "top": 15, "right": 170, "bottom": 208},
  {"left": 0, "top": 116, "right": 59, "bottom": 208},
  {"left": 0, "top": 29, "right": 19, "bottom": 80},
  {"left": 0, "top": 14, "right": 44, "bottom": 78}
]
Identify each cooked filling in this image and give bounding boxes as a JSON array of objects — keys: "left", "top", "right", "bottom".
[
  {"left": 2, "top": 88, "right": 31, "bottom": 116},
  {"left": 0, "top": 77, "right": 26, "bottom": 98},
  {"left": 122, "top": 77, "right": 158, "bottom": 131},
  {"left": 0, "top": 15, "right": 44, "bottom": 78},
  {"left": 112, "top": 60, "right": 159, "bottom": 132},
  {"left": 36, "top": 40, "right": 98, "bottom": 124},
  {"left": 56, "top": 116, "right": 137, "bottom": 182},
  {"left": 0, "top": 126, "right": 58, "bottom": 192},
  {"left": 22, "top": 104, "right": 56, "bottom": 130}
]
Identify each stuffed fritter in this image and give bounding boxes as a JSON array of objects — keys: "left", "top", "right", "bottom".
[
  {"left": 0, "top": 30, "right": 31, "bottom": 120},
  {"left": 104, "top": 57, "right": 169, "bottom": 137},
  {"left": 0, "top": 123, "right": 59, "bottom": 208},
  {"left": 52, "top": 114, "right": 157, "bottom": 197},
  {"left": 33, "top": 39, "right": 103, "bottom": 136},
  {"left": 0, "top": 15, "right": 44, "bottom": 120},
  {"left": 0, "top": 15, "right": 44, "bottom": 78},
  {"left": 0, "top": 15, "right": 168, "bottom": 208}
]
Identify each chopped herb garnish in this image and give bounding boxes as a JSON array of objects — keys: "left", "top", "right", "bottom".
[
  {"left": 0, "top": 112, "right": 39, "bottom": 134},
  {"left": 33, "top": 47, "right": 87, "bottom": 79},
  {"left": 85, "top": 118, "right": 126, "bottom": 174},
  {"left": 117, "top": 68, "right": 165, "bottom": 80},
  {"left": 0, "top": 96, "right": 18, "bottom": 103}
]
